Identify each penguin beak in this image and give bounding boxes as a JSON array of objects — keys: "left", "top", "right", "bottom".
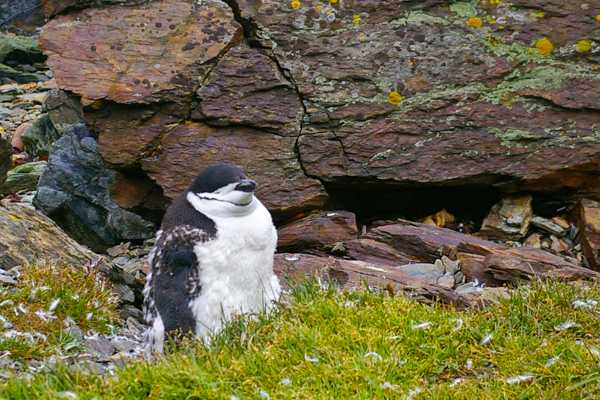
[{"left": 235, "top": 179, "right": 258, "bottom": 193}]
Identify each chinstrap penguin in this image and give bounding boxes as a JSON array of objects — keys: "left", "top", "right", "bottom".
[{"left": 143, "top": 163, "right": 281, "bottom": 352}]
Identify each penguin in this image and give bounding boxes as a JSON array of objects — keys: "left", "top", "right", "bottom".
[{"left": 143, "top": 163, "right": 281, "bottom": 352}]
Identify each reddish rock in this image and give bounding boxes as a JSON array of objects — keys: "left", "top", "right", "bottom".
[
  {"left": 192, "top": 44, "right": 303, "bottom": 132},
  {"left": 140, "top": 122, "right": 327, "bottom": 220},
  {"left": 39, "top": 0, "right": 242, "bottom": 105},
  {"left": 11, "top": 122, "right": 31, "bottom": 151},
  {"left": 343, "top": 238, "right": 416, "bottom": 267},
  {"left": 277, "top": 211, "right": 357, "bottom": 252},
  {"left": 572, "top": 198, "right": 600, "bottom": 270},
  {"left": 367, "top": 219, "right": 505, "bottom": 263}
]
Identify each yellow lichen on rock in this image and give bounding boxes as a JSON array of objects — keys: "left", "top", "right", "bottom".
[
  {"left": 577, "top": 40, "right": 592, "bottom": 52},
  {"left": 467, "top": 17, "right": 483, "bottom": 28},
  {"left": 388, "top": 91, "right": 402, "bottom": 105},
  {"left": 535, "top": 38, "right": 553, "bottom": 55},
  {"left": 291, "top": 0, "right": 300, "bottom": 9}
]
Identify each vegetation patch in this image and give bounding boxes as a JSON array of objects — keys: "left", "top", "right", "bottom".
[
  {"left": 0, "top": 263, "right": 118, "bottom": 377},
  {"left": 3, "top": 278, "right": 600, "bottom": 398}
]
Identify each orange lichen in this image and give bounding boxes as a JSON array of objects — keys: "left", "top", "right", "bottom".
[
  {"left": 353, "top": 14, "right": 361, "bottom": 24},
  {"left": 577, "top": 40, "right": 592, "bottom": 52},
  {"left": 317, "top": 5, "right": 322, "bottom": 9},
  {"left": 330, "top": 0, "right": 337, "bottom": 3},
  {"left": 467, "top": 17, "right": 483, "bottom": 28},
  {"left": 291, "top": 0, "right": 300, "bottom": 9},
  {"left": 535, "top": 38, "right": 553, "bottom": 55},
  {"left": 597, "top": 14, "right": 600, "bottom": 22},
  {"left": 488, "top": 18, "right": 496, "bottom": 24},
  {"left": 388, "top": 92, "right": 402, "bottom": 105}
]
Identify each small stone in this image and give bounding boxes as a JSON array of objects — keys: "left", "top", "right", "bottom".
[
  {"left": 552, "top": 217, "right": 570, "bottom": 229},
  {"left": 523, "top": 233, "right": 543, "bottom": 249},
  {"left": 455, "top": 282, "right": 483, "bottom": 294},
  {"left": 437, "top": 274, "right": 455, "bottom": 288},
  {"left": 0, "top": 274, "right": 18, "bottom": 285},
  {"left": 531, "top": 216, "right": 568, "bottom": 237},
  {"left": 106, "top": 242, "right": 130, "bottom": 257},
  {"left": 395, "top": 263, "right": 444, "bottom": 282},
  {"left": 479, "top": 195, "right": 533, "bottom": 241},
  {"left": 440, "top": 256, "right": 461, "bottom": 274},
  {"left": 84, "top": 335, "right": 115, "bottom": 358}
]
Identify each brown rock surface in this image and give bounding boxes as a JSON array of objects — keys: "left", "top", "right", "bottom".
[
  {"left": 140, "top": 122, "right": 327, "bottom": 219},
  {"left": 572, "top": 198, "right": 600, "bottom": 270},
  {"left": 277, "top": 210, "right": 358, "bottom": 252},
  {"left": 0, "top": 201, "right": 104, "bottom": 269},
  {"left": 39, "top": 0, "right": 242, "bottom": 106},
  {"left": 479, "top": 195, "right": 533, "bottom": 241},
  {"left": 38, "top": 0, "right": 600, "bottom": 227}
]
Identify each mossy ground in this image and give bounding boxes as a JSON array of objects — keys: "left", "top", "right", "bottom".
[{"left": 2, "top": 276, "right": 600, "bottom": 399}]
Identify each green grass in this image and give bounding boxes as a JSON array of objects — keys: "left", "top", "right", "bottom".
[
  {"left": 0, "top": 263, "right": 118, "bottom": 368},
  {"left": 3, "top": 278, "right": 600, "bottom": 399}
]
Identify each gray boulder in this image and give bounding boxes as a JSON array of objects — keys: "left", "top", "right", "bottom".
[
  {"left": 21, "top": 114, "right": 60, "bottom": 157},
  {"left": 33, "top": 122, "right": 155, "bottom": 251}
]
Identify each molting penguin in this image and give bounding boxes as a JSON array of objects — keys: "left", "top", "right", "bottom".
[{"left": 143, "top": 163, "right": 281, "bottom": 352}]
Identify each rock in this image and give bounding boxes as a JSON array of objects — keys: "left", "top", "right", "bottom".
[
  {"left": 10, "top": 122, "right": 30, "bottom": 151},
  {"left": 1, "top": 160, "right": 46, "bottom": 195},
  {"left": 39, "top": 0, "right": 242, "bottom": 106},
  {"left": 523, "top": 233, "right": 543, "bottom": 249},
  {"left": 572, "top": 199, "right": 600, "bottom": 270},
  {"left": 0, "top": 201, "right": 105, "bottom": 269},
  {"left": 0, "top": 34, "right": 45, "bottom": 66},
  {"left": 342, "top": 238, "right": 416, "bottom": 267},
  {"left": 531, "top": 216, "right": 568, "bottom": 237},
  {"left": 396, "top": 263, "right": 444, "bottom": 282},
  {"left": 138, "top": 122, "right": 327, "bottom": 221},
  {"left": 21, "top": 114, "right": 60, "bottom": 157},
  {"left": 83, "top": 335, "right": 115, "bottom": 359},
  {"left": 437, "top": 274, "right": 456, "bottom": 289},
  {"left": 479, "top": 196, "right": 533, "bottom": 241},
  {"left": 277, "top": 211, "right": 357, "bottom": 252},
  {"left": 456, "top": 242, "right": 600, "bottom": 283},
  {"left": 274, "top": 253, "right": 477, "bottom": 310},
  {"left": 367, "top": 219, "right": 505, "bottom": 263},
  {"left": 0, "top": 136, "right": 12, "bottom": 189},
  {"left": 33, "top": 123, "right": 155, "bottom": 252},
  {"left": 0, "top": 0, "right": 43, "bottom": 26},
  {"left": 0, "top": 62, "right": 41, "bottom": 84},
  {"left": 42, "top": 89, "right": 84, "bottom": 135},
  {"left": 193, "top": 44, "right": 303, "bottom": 132}
]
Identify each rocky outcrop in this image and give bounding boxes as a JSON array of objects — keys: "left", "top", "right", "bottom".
[
  {"left": 0, "top": 200, "right": 104, "bottom": 269},
  {"left": 36, "top": 0, "right": 600, "bottom": 223},
  {"left": 0, "top": 136, "right": 11, "bottom": 190},
  {"left": 33, "top": 123, "right": 155, "bottom": 252}
]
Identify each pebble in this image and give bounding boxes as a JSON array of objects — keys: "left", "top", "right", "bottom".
[{"left": 531, "top": 216, "right": 568, "bottom": 237}]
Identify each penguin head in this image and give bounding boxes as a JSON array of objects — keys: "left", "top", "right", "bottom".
[{"left": 187, "top": 163, "right": 258, "bottom": 208}]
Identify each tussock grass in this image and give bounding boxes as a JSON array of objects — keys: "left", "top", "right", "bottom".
[
  {"left": 3, "top": 278, "right": 600, "bottom": 398},
  {"left": 0, "top": 263, "right": 118, "bottom": 365}
]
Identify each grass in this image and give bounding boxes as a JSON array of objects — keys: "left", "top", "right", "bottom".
[
  {"left": 2, "top": 276, "right": 600, "bottom": 399},
  {"left": 0, "top": 262, "right": 118, "bottom": 370}
]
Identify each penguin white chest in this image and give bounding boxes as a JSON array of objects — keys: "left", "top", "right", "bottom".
[{"left": 190, "top": 201, "right": 279, "bottom": 336}]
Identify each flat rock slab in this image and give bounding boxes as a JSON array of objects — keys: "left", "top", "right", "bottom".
[
  {"left": 572, "top": 198, "right": 600, "bottom": 270},
  {"left": 0, "top": 201, "right": 104, "bottom": 269},
  {"left": 39, "top": 0, "right": 242, "bottom": 105},
  {"left": 274, "top": 253, "right": 476, "bottom": 310},
  {"left": 277, "top": 210, "right": 357, "bottom": 252}
]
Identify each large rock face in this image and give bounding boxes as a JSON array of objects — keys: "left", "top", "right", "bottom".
[{"left": 38, "top": 0, "right": 600, "bottom": 223}]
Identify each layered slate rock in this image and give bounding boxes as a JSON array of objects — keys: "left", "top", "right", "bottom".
[
  {"left": 33, "top": 123, "right": 155, "bottom": 251},
  {"left": 140, "top": 122, "right": 326, "bottom": 219},
  {"left": 236, "top": 0, "right": 600, "bottom": 202},
  {"left": 39, "top": 0, "right": 243, "bottom": 105}
]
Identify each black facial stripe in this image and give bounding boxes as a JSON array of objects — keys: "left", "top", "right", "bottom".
[{"left": 195, "top": 196, "right": 251, "bottom": 207}]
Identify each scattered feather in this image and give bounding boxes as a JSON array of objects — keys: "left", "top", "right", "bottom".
[
  {"left": 284, "top": 255, "right": 299, "bottom": 261},
  {"left": 0, "top": 299, "right": 14, "bottom": 307},
  {"left": 58, "top": 391, "right": 79, "bottom": 399},
  {"left": 412, "top": 322, "right": 432, "bottom": 330},
  {"left": 258, "top": 390, "right": 270, "bottom": 400},
  {"left": 480, "top": 334, "right": 493, "bottom": 345},
  {"left": 364, "top": 352, "right": 383, "bottom": 362},
  {"left": 465, "top": 359, "right": 473, "bottom": 369},
  {"left": 380, "top": 381, "right": 398, "bottom": 390},
  {"left": 304, "top": 354, "right": 319, "bottom": 363},
  {"left": 451, "top": 318, "right": 463, "bottom": 331},
  {"left": 572, "top": 300, "right": 591, "bottom": 309},
  {"left": 554, "top": 322, "right": 576, "bottom": 332},
  {"left": 505, "top": 374, "right": 534, "bottom": 385},
  {"left": 449, "top": 377, "right": 465, "bottom": 387},
  {"left": 49, "top": 298, "right": 61, "bottom": 311},
  {"left": 404, "top": 386, "right": 422, "bottom": 400},
  {"left": 279, "top": 377, "right": 292, "bottom": 386},
  {"left": 544, "top": 355, "right": 561, "bottom": 367}
]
